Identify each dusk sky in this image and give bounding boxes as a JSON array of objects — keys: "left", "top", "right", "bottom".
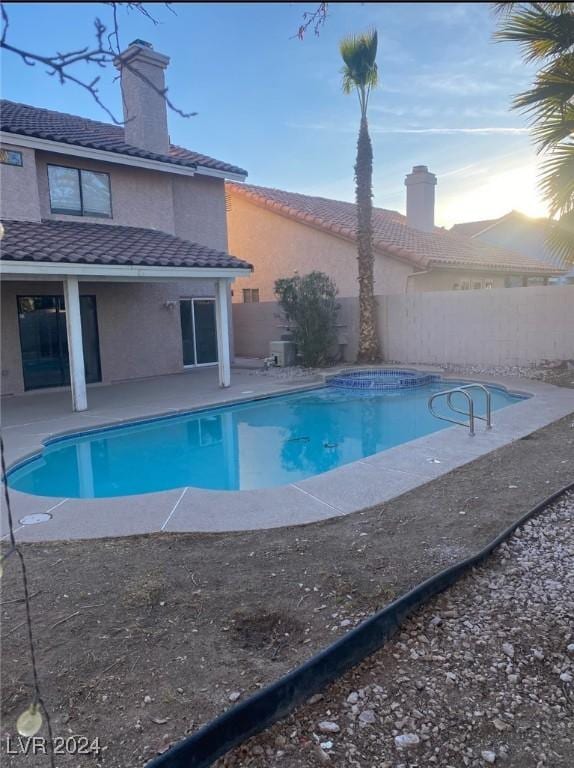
[{"left": 1, "top": 2, "right": 546, "bottom": 227}]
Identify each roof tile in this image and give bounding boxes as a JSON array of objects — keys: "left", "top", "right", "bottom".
[
  {"left": 1, "top": 100, "right": 247, "bottom": 177},
  {"left": 0, "top": 218, "right": 252, "bottom": 271},
  {"left": 227, "top": 182, "right": 562, "bottom": 275}
]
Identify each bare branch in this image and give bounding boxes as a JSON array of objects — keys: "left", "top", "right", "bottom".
[
  {"left": 1, "top": 2, "right": 8, "bottom": 46},
  {"left": 295, "top": 2, "right": 329, "bottom": 40},
  {"left": 0, "top": 1, "right": 196, "bottom": 124}
]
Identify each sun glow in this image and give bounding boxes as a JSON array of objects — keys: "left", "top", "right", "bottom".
[{"left": 438, "top": 161, "right": 549, "bottom": 228}]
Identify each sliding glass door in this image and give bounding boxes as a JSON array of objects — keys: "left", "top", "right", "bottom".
[
  {"left": 17, "top": 295, "right": 102, "bottom": 391},
  {"left": 179, "top": 298, "right": 218, "bottom": 367}
]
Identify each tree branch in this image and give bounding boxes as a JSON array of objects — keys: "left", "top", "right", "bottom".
[
  {"left": 0, "top": 2, "right": 196, "bottom": 124},
  {"left": 295, "top": 2, "right": 329, "bottom": 40}
]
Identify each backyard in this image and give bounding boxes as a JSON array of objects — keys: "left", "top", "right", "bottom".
[
  {"left": 1, "top": 369, "right": 573, "bottom": 767},
  {"left": 1, "top": 2, "right": 574, "bottom": 767}
]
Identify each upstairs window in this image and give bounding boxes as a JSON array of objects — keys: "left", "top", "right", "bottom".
[
  {"left": 48, "top": 165, "right": 112, "bottom": 217},
  {"left": 242, "top": 288, "right": 260, "bottom": 303},
  {"left": 1, "top": 149, "right": 23, "bottom": 166}
]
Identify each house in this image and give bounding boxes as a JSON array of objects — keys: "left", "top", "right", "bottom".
[
  {"left": 0, "top": 40, "right": 252, "bottom": 411},
  {"left": 226, "top": 166, "right": 563, "bottom": 303},
  {"left": 451, "top": 210, "right": 574, "bottom": 285}
]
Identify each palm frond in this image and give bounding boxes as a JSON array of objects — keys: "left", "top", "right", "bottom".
[
  {"left": 514, "top": 51, "right": 574, "bottom": 109},
  {"left": 339, "top": 29, "right": 378, "bottom": 93},
  {"left": 493, "top": 3, "right": 574, "bottom": 17},
  {"left": 495, "top": 4, "right": 574, "bottom": 61},
  {"left": 546, "top": 209, "right": 574, "bottom": 264},
  {"left": 530, "top": 110, "right": 574, "bottom": 150},
  {"left": 539, "top": 141, "right": 574, "bottom": 214}
]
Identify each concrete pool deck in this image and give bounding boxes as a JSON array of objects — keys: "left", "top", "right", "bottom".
[{"left": 2, "top": 365, "right": 574, "bottom": 541}]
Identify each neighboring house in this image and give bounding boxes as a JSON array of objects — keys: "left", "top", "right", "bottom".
[
  {"left": 226, "top": 166, "right": 563, "bottom": 303},
  {"left": 0, "top": 40, "right": 252, "bottom": 410},
  {"left": 451, "top": 210, "right": 574, "bottom": 284}
]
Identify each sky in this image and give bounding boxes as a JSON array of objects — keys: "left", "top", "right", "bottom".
[{"left": 1, "top": 2, "right": 548, "bottom": 227}]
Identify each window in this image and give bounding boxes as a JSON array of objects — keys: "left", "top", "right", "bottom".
[
  {"left": 484, "top": 280, "right": 494, "bottom": 289},
  {"left": 17, "top": 295, "right": 101, "bottom": 390},
  {"left": 242, "top": 288, "right": 260, "bottom": 303},
  {"left": 460, "top": 279, "right": 471, "bottom": 291},
  {"left": 472, "top": 280, "right": 483, "bottom": 290},
  {"left": 48, "top": 165, "right": 112, "bottom": 217},
  {"left": 0, "top": 149, "right": 23, "bottom": 166}
]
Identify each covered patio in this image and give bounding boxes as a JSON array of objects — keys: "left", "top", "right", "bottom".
[{"left": 0, "top": 217, "right": 253, "bottom": 411}]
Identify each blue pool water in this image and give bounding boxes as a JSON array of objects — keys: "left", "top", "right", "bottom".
[{"left": 7, "top": 381, "right": 526, "bottom": 498}]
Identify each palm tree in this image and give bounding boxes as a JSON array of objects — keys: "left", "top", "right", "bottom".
[
  {"left": 495, "top": 2, "right": 574, "bottom": 264},
  {"left": 340, "top": 29, "right": 382, "bottom": 363}
]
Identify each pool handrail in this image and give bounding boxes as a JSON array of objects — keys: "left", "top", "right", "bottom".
[
  {"left": 428, "top": 383, "right": 493, "bottom": 436},
  {"left": 446, "top": 383, "right": 492, "bottom": 430},
  {"left": 428, "top": 387, "right": 475, "bottom": 435}
]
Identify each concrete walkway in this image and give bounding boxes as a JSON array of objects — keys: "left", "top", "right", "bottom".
[{"left": 2, "top": 366, "right": 573, "bottom": 541}]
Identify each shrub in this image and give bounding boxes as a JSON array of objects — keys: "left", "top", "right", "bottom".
[{"left": 274, "top": 271, "right": 340, "bottom": 367}]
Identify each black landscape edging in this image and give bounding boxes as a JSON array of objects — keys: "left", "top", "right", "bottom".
[{"left": 147, "top": 481, "right": 574, "bottom": 768}]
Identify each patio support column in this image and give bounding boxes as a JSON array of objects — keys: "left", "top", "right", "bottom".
[
  {"left": 215, "top": 278, "right": 231, "bottom": 388},
  {"left": 63, "top": 277, "right": 88, "bottom": 411}
]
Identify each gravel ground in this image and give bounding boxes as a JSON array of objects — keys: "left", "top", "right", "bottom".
[
  {"left": 247, "top": 360, "right": 574, "bottom": 386},
  {"left": 219, "top": 491, "right": 574, "bottom": 768},
  {"left": 440, "top": 361, "right": 574, "bottom": 384}
]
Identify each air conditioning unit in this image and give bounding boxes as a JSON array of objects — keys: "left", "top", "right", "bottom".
[{"left": 270, "top": 340, "right": 297, "bottom": 367}]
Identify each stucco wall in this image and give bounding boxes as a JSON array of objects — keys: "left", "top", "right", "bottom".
[
  {"left": 172, "top": 175, "right": 228, "bottom": 251},
  {"left": 409, "top": 270, "right": 508, "bottom": 292},
  {"left": 227, "top": 193, "right": 413, "bottom": 302},
  {"left": 35, "top": 150, "right": 177, "bottom": 233},
  {"left": 233, "top": 296, "right": 360, "bottom": 361},
  {"left": 0, "top": 144, "right": 42, "bottom": 221},
  {"left": 232, "top": 286, "right": 573, "bottom": 366},
  {"left": 31, "top": 151, "right": 229, "bottom": 250},
  {"left": 378, "top": 285, "right": 574, "bottom": 366},
  {"left": 233, "top": 302, "right": 282, "bottom": 359},
  {"left": 0, "top": 279, "right": 225, "bottom": 396}
]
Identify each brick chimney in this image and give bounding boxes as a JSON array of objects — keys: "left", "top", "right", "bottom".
[
  {"left": 405, "top": 165, "right": 437, "bottom": 232},
  {"left": 115, "top": 40, "right": 170, "bottom": 155}
]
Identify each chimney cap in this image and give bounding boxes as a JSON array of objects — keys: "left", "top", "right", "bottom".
[
  {"left": 405, "top": 165, "right": 437, "bottom": 186},
  {"left": 114, "top": 41, "right": 170, "bottom": 71},
  {"left": 129, "top": 39, "right": 153, "bottom": 49}
]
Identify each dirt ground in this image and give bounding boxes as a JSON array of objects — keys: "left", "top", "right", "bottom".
[
  {"left": 1, "top": 374, "right": 573, "bottom": 767},
  {"left": 219, "top": 491, "right": 574, "bottom": 768}
]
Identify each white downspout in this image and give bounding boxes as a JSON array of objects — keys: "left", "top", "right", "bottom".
[{"left": 406, "top": 269, "right": 431, "bottom": 292}]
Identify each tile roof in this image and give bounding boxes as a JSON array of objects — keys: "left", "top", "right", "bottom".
[
  {"left": 227, "top": 183, "right": 563, "bottom": 275},
  {"left": 450, "top": 218, "right": 500, "bottom": 237},
  {"left": 0, "top": 218, "right": 252, "bottom": 271},
  {"left": 0, "top": 100, "right": 247, "bottom": 177}
]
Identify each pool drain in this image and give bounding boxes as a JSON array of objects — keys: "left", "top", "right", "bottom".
[{"left": 18, "top": 513, "right": 52, "bottom": 526}]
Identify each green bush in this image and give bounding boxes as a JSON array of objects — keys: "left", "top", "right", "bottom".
[{"left": 274, "top": 271, "right": 340, "bottom": 367}]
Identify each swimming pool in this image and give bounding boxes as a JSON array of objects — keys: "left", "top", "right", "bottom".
[{"left": 7, "top": 379, "right": 527, "bottom": 498}]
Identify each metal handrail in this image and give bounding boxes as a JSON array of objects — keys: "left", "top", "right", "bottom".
[
  {"left": 428, "top": 383, "right": 493, "bottom": 436},
  {"left": 446, "top": 384, "right": 492, "bottom": 430},
  {"left": 429, "top": 388, "right": 476, "bottom": 436}
]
